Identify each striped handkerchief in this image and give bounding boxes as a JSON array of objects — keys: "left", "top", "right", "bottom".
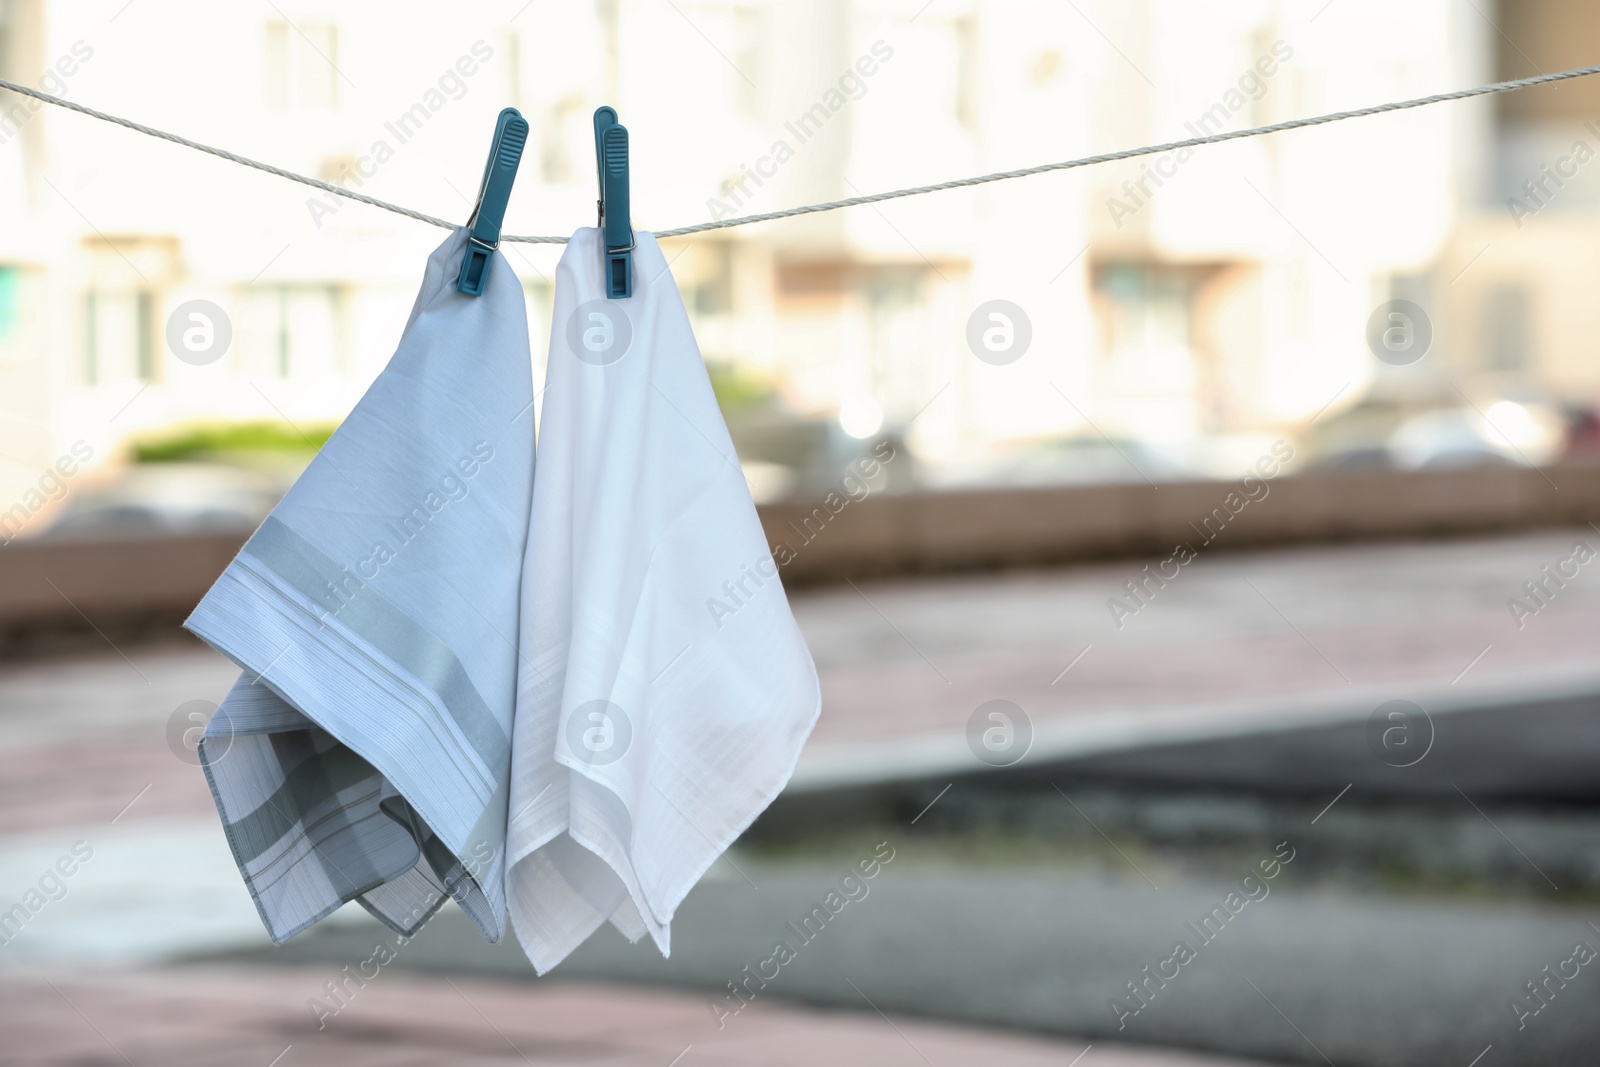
[{"left": 185, "top": 228, "right": 534, "bottom": 944}]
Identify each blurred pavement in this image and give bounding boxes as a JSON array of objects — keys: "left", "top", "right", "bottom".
[
  {"left": 790, "top": 527, "right": 1600, "bottom": 789},
  {"left": 4, "top": 967, "right": 1282, "bottom": 1067},
  {"left": 5, "top": 530, "right": 1600, "bottom": 1064},
  {"left": 8, "top": 529, "right": 1600, "bottom": 842},
  {"left": 222, "top": 864, "right": 1600, "bottom": 1067}
]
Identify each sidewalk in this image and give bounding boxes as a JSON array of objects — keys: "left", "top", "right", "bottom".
[
  {"left": 5, "top": 529, "right": 1596, "bottom": 839},
  {"left": 4, "top": 967, "right": 1283, "bottom": 1067},
  {"left": 789, "top": 527, "right": 1600, "bottom": 786}
]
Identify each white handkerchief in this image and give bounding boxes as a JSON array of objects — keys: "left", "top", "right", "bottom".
[
  {"left": 184, "top": 228, "right": 533, "bottom": 945},
  {"left": 506, "top": 229, "right": 821, "bottom": 973}
]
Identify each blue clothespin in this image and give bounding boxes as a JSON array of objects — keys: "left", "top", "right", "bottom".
[
  {"left": 594, "top": 106, "right": 633, "bottom": 298},
  {"left": 457, "top": 107, "right": 529, "bottom": 296}
]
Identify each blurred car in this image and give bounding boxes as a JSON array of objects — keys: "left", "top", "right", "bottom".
[
  {"left": 1386, "top": 409, "right": 1519, "bottom": 470},
  {"left": 41, "top": 463, "right": 281, "bottom": 539},
  {"left": 1307, "top": 399, "right": 1567, "bottom": 472},
  {"left": 917, "top": 435, "right": 1192, "bottom": 491},
  {"left": 728, "top": 414, "right": 912, "bottom": 503},
  {"left": 1560, "top": 402, "right": 1600, "bottom": 459},
  {"left": 1388, "top": 401, "right": 1564, "bottom": 471}
]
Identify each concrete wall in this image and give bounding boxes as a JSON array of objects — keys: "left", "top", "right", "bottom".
[
  {"left": 4, "top": 462, "right": 1599, "bottom": 637},
  {"left": 762, "top": 461, "right": 1600, "bottom": 583},
  {"left": 0, "top": 528, "right": 248, "bottom": 637}
]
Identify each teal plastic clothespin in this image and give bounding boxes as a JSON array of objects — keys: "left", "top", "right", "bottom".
[
  {"left": 594, "top": 106, "right": 633, "bottom": 298},
  {"left": 457, "top": 108, "right": 529, "bottom": 296}
]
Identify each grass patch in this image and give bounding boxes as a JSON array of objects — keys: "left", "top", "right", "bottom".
[
  {"left": 707, "top": 362, "right": 777, "bottom": 417},
  {"left": 131, "top": 421, "right": 337, "bottom": 463}
]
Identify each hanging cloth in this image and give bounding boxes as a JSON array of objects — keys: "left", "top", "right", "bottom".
[
  {"left": 505, "top": 228, "right": 820, "bottom": 972},
  {"left": 185, "top": 227, "right": 533, "bottom": 944}
]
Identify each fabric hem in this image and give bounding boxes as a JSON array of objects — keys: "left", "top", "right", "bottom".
[
  {"left": 185, "top": 563, "right": 507, "bottom": 942},
  {"left": 197, "top": 733, "right": 408, "bottom": 945}
]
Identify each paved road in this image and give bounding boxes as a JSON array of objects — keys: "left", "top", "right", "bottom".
[
  {"left": 212, "top": 861, "right": 1600, "bottom": 1067},
  {"left": 5, "top": 965, "right": 1288, "bottom": 1067}
]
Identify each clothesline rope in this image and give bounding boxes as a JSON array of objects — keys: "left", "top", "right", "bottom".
[{"left": 3, "top": 64, "right": 1598, "bottom": 244}]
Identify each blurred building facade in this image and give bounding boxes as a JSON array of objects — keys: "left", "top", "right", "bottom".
[
  {"left": 0, "top": 0, "right": 1587, "bottom": 529},
  {"left": 1446, "top": 0, "right": 1600, "bottom": 401}
]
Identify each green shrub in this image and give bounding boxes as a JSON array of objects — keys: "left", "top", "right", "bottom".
[{"left": 131, "top": 421, "right": 337, "bottom": 463}]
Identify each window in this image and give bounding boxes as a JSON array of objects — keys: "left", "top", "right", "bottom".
[
  {"left": 501, "top": 32, "right": 521, "bottom": 106},
  {"left": 0, "top": 265, "right": 26, "bottom": 362},
  {"left": 864, "top": 266, "right": 933, "bottom": 423},
  {"left": 1483, "top": 284, "right": 1532, "bottom": 372},
  {"left": 0, "top": 0, "right": 14, "bottom": 82},
  {"left": 235, "top": 286, "right": 340, "bottom": 378},
  {"left": 539, "top": 94, "right": 585, "bottom": 184},
  {"left": 0, "top": 0, "right": 29, "bottom": 149},
  {"left": 0, "top": 266, "right": 19, "bottom": 340},
  {"left": 523, "top": 279, "right": 553, "bottom": 405},
  {"left": 84, "top": 290, "right": 155, "bottom": 385},
  {"left": 692, "top": 243, "right": 735, "bottom": 315},
  {"left": 80, "top": 237, "right": 177, "bottom": 385},
  {"left": 1090, "top": 262, "right": 1217, "bottom": 434},
  {"left": 265, "top": 21, "right": 339, "bottom": 111},
  {"left": 523, "top": 280, "right": 553, "bottom": 358},
  {"left": 1094, "top": 263, "right": 1196, "bottom": 353},
  {"left": 732, "top": 7, "right": 765, "bottom": 121},
  {"left": 1248, "top": 27, "right": 1277, "bottom": 129},
  {"left": 953, "top": 16, "right": 979, "bottom": 129}
]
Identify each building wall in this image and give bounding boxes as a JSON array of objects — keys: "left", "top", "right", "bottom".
[
  {"left": 0, "top": 0, "right": 1489, "bottom": 526},
  {"left": 1431, "top": 0, "right": 1600, "bottom": 404}
]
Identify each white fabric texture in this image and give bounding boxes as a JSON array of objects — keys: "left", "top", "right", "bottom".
[
  {"left": 505, "top": 229, "right": 821, "bottom": 973},
  {"left": 184, "top": 228, "right": 534, "bottom": 944}
]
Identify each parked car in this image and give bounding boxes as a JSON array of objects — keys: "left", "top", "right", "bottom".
[
  {"left": 918, "top": 435, "right": 1192, "bottom": 490},
  {"left": 41, "top": 463, "right": 280, "bottom": 539}
]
